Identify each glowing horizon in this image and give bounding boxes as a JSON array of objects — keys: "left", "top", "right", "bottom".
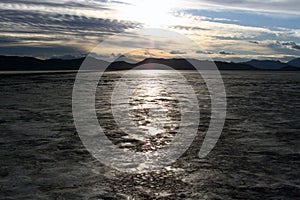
[{"left": 0, "top": 0, "right": 299, "bottom": 62}]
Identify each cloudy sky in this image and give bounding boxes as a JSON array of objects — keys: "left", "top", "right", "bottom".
[{"left": 0, "top": 0, "right": 300, "bottom": 61}]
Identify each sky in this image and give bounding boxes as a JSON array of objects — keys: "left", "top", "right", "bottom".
[{"left": 0, "top": 0, "right": 300, "bottom": 62}]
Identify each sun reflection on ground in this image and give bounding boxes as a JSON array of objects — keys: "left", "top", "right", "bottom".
[{"left": 127, "top": 77, "right": 180, "bottom": 152}]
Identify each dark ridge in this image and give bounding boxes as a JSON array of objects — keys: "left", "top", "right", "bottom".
[
  {"left": 0, "top": 55, "right": 299, "bottom": 71},
  {"left": 0, "top": 55, "right": 85, "bottom": 70},
  {"left": 279, "top": 66, "right": 300, "bottom": 71}
]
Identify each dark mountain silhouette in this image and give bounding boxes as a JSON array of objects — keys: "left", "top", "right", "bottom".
[
  {"left": 0, "top": 55, "right": 299, "bottom": 71},
  {"left": 0, "top": 55, "right": 109, "bottom": 71},
  {"left": 134, "top": 58, "right": 256, "bottom": 70},
  {"left": 0, "top": 56, "right": 85, "bottom": 70},
  {"left": 279, "top": 66, "right": 300, "bottom": 71},
  {"left": 244, "top": 58, "right": 300, "bottom": 70},
  {"left": 244, "top": 59, "right": 286, "bottom": 69},
  {"left": 288, "top": 58, "right": 300, "bottom": 68}
]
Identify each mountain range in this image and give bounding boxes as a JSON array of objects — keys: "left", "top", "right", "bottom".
[{"left": 0, "top": 55, "right": 299, "bottom": 71}]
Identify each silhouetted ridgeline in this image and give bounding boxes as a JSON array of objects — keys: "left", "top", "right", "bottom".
[{"left": 0, "top": 55, "right": 299, "bottom": 71}]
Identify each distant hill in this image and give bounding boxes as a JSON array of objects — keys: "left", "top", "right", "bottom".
[
  {"left": 0, "top": 55, "right": 299, "bottom": 71},
  {"left": 279, "top": 66, "right": 300, "bottom": 71},
  {"left": 244, "top": 58, "right": 300, "bottom": 70},
  {"left": 288, "top": 58, "right": 300, "bottom": 68},
  {"left": 0, "top": 56, "right": 85, "bottom": 70},
  {"left": 244, "top": 59, "right": 286, "bottom": 69},
  {"left": 0, "top": 55, "right": 109, "bottom": 71},
  {"left": 134, "top": 58, "right": 256, "bottom": 70}
]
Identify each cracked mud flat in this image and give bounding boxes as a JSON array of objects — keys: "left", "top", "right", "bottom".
[{"left": 0, "top": 71, "right": 299, "bottom": 199}]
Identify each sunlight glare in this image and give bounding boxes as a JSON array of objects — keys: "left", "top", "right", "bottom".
[{"left": 118, "top": 0, "right": 182, "bottom": 27}]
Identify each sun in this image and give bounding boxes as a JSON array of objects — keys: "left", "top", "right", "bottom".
[{"left": 117, "top": 0, "right": 182, "bottom": 27}]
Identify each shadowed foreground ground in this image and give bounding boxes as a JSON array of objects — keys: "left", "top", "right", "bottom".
[{"left": 0, "top": 71, "right": 299, "bottom": 199}]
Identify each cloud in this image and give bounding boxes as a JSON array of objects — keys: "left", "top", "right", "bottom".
[
  {"left": 0, "top": 10, "right": 138, "bottom": 33},
  {"left": 171, "top": 8, "right": 300, "bottom": 60},
  {"left": 249, "top": 41, "right": 259, "bottom": 44},
  {"left": 260, "top": 40, "right": 300, "bottom": 57},
  {"left": 268, "top": 41, "right": 300, "bottom": 56},
  {"left": 0, "top": 45, "right": 84, "bottom": 58},
  {"left": 0, "top": 8, "right": 140, "bottom": 57},
  {"left": 144, "top": 50, "right": 157, "bottom": 57},
  {"left": 280, "top": 41, "right": 300, "bottom": 50},
  {"left": 219, "top": 50, "right": 234, "bottom": 55},
  {"left": 169, "top": 50, "right": 186, "bottom": 55},
  {"left": 0, "top": 0, "right": 299, "bottom": 61},
  {"left": 0, "top": 0, "right": 140, "bottom": 44},
  {"left": 195, "top": 50, "right": 213, "bottom": 54},
  {"left": 171, "top": 25, "right": 209, "bottom": 31},
  {"left": 183, "top": 0, "right": 300, "bottom": 15}
]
